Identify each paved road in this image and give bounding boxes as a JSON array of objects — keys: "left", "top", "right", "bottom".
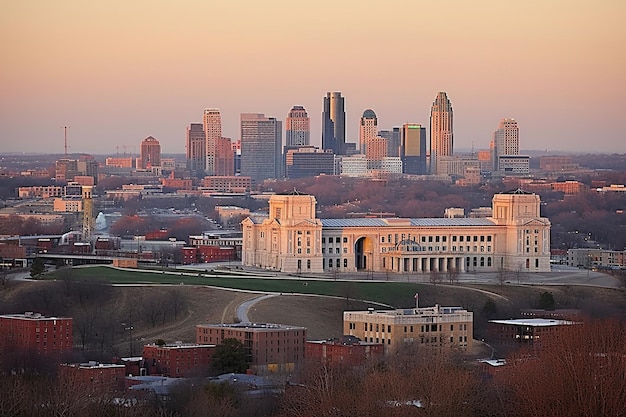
[{"left": 236, "top": 294, "right": 279, "bottom": 323}]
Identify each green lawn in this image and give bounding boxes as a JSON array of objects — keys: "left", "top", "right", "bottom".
[{"left": 49, "top": 266, "right": 423, "bottom": 307}]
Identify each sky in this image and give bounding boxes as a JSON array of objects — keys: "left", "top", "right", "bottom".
[{"left": 1, "top": 0, "right": 625, "bottom": 155}]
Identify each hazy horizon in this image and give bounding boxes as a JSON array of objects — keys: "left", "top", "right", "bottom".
[{"left": 1, "top": 1, "right": 624, "bottom": 155}]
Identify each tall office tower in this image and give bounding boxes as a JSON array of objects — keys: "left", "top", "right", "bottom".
[
  {"left": 401, "top": 123, "right": 427, "bottom": 175},
  {"left": 186, "top": 123, "right": 205, "bottom": 174},
  {"left": 365, "top": 136, "right": 388, "bottom": 160},
  {"left": 322, "top": 92, "right": 346, "bottom": 155},
  {"left": 430, "top": 92, "right": 454, "bottom": 174},
  {"left": 359, "top": 109, "right": 378, "bottom": 154},
  {"left": 378, "top": 128, "right": 401, "bottom": 157},
  {"left": 286, "top": 106, "right": 310, "bottom": 147},
  {"left": 215, "top": 136, "right": 235, "bottom": 176},
  {"left": 492, "top": 118, "right": 519, "bottom": 172},
  {"left": 240, "top": 113, "right": 283, "bottom": 184},
  {"left": 203, "top": 108, "right": 222, "bottom": 175},
  {"left": 140, "top": 136, "right": 161, "bottom": 169}
]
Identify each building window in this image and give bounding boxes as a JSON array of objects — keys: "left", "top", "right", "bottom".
[
  {"left": 343, "top": 237, "right": 348, "bottom": 243},
  {"left": 335, "top": 237, "right": 341, "bottom": 243},
  {"left": 307, "top": 260, "right": 311, "bottom": 269},
  {"left": 480, "top": 257, "right": 485, "bottom": 267},
  {"left": 343, "top": 259, "right": 347, "bottom": 268}
]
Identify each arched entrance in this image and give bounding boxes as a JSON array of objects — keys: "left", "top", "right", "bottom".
[{"left": 354, "top": 236, "right": 374, "bottom": 271}]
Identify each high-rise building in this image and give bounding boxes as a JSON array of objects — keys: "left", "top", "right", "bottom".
[
  {"left": 401, "top": 123, "right": 427, "bottom": 175},
  {"left": 203, "top": 108, "right": 222, "bottom": 175},
  {"left": 430, "top": 92, "right": 454, "bottom": 174},
  {"left": 215, "top": 136, "right": 235, "bottom": 176},
  {"left": 286, "top": 106, "right": 310, "bottom": 147},
  {"left": 240, "top": 113, "right": 282, "bottom": 184},
  {"left": 359, "top": 109, "right": 377, "bottom": 154},
  {"left": 378, "top": 128, "right": 401, "bottom": 157},
  {"left": 140, "top": 136, "right": 161, "bottom": 169},
  {"left": 56, "top": 155, "right": 99, "bottom": 184},
  {"left": 285, "top": 147, "right": 336, "bottom": 179},
  {"left": 492, "top": 118, "right": 519, "bottom": 172},
  {"left": 186, "top": 123, "right": 205, "bottom": 174},
  {"left": 365, "top": 136, "right": 387, "bottom": 160},
  {"left": 322, "top": 92, "right": 346, "bottom": 155}
]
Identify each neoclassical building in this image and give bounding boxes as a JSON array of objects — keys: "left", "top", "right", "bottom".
[{"left": 242, "top": 189, "right": 551, "bottom": 274}]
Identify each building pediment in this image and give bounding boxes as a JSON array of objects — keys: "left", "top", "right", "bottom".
[{"left": 520, "top": 218, "right": 550, "bottom": 227}]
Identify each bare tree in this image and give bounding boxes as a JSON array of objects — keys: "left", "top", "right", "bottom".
[
  {"left": 447, "top": 267, "right": 459, "bottom": 285},
  {"left": 496, "top": 266, "right": 508, "bottom": 290},
  {"left": 429, "top": 269, "right": 442, "bottom": 285}
]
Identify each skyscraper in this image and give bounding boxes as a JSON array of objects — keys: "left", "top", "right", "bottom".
[
  {"left": 401, "top": 123, "right": 427, "bottom": 175},
  {"left": 359, "top": 109, "right": 377, "bottom": 154},
  {"left": 430, "top": 92, "right": 454, "bottom": 174},
  {"left": 140, "top": 136, "right": 161, "bottom": 169},
  {"left": 215, "top": 136, "right": 235, "bottom": 176},
  {"left": 378, "top": 128, "right": 401, "bottom": 157},
  {"left": 203, "top": 108, "right": 222, "bottom": 175},
  {"left": 186, "top": 123, "right": 205, "bottom": 174},
  {"left": 322, "top": 92, "right": 346, "bottom": 155},
  {"left": 492, "top": 118, "right": 519, "bottom": 172},
  {"left": 286, "top": 106, "right": 310, "bottom": 147},
  {"left": 240, "top": 113, "right": 282, "bottom": 184}
]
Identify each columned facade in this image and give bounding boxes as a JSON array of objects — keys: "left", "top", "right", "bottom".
[{"left": 242, "top": 189, "right": 551, "bottom": 274}]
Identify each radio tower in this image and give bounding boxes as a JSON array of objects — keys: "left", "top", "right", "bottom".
[{"left": 63, "top": 126, "right": 69, "bottom": 155}]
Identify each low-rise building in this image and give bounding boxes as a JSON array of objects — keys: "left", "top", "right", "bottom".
[
  {"left": 0, "top": 312, "right": 73, "bottom": 356},
  {"left": 142, "top": 342, "right": 215, "bottom": 377},
  {"left": 242, "top": 189, "right": 551, "bottom": 274},
  {"left": 196, "top": 323, "right": 307, "bottom": 373},
  {"left": 487, "top": 318, "right": 575, "bottom": 349},
  {"left": 306, "top": 335, "right": 384, "bottom": 366},
  {"left": 59, "top": 362, "right": 126, "bottom": 392},
  {"left": 343, "top": 304, "right": 473, "bottom": 354}
]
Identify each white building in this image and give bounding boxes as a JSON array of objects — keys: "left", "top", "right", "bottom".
[{"left": 242, "top": 189, "right": 551, "bottom": 274}]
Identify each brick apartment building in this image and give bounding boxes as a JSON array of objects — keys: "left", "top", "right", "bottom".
[
  {"left": 487, "top": 318, "right": 575, "bottom": 350},
  {"left": 59, "top": 362, "right": 126, "bottom": 392},
  {"left": 196, "top": 323, "right": 306, "bottom": 373},
  {"left": 306, "top": 336, "right": 384, "bottom": 366},
  {"left": 0, "top": 312, "right": 73, "bottom": 356},
  {"left": 142, "top": 342, "right": 215, "bottom": 377}
]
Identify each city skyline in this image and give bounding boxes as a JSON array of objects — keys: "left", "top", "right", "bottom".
[{"left": 1, "top": 1, "right": 624, "bottom": 155}]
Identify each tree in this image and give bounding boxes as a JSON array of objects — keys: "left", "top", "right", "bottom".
[
  {"left": 447, "top": 267, "right": 459, "bottom": 284},
  {"left": 429, "top": 269, "right": 442, "bottom": 285},
  {"left": 211, "top": 338, "right": 249, "bottom": 374},
  {"left": 499, "top": 318, "right": 626, "bottom": 417},
  {"left": 30, "top": 258, "right": 45, "bottom": 278},
  {"left": 538, "top": 291, "right": 555, "bottom": 310},
  {"left": 496, "top": 266, "right": 508, "bottom": 290}
]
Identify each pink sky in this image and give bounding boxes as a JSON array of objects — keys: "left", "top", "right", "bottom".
[{"left": 1, "top": 0, "right": 624, "bottom": 155}]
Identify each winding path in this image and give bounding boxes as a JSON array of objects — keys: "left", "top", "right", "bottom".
[{"left": 236, "top": 294, "right": 279, "bottom": 322}]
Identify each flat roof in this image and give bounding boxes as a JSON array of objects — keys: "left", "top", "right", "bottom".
[
  {"left": 0, "top": 312, "right": 72, "bottom": 321},
  {"left": 321, "top": 218, "right": 495, "bottom": 228},
  {"left": 198, "top": 322, "right": 306, "bottom": 331},
  {"left": 489, "top": 318, "right": 573, "bottom": 327}
]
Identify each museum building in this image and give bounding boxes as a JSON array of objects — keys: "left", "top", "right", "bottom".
[{"left": 242, "top": 189, "right": 550, "bottom": 274}]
